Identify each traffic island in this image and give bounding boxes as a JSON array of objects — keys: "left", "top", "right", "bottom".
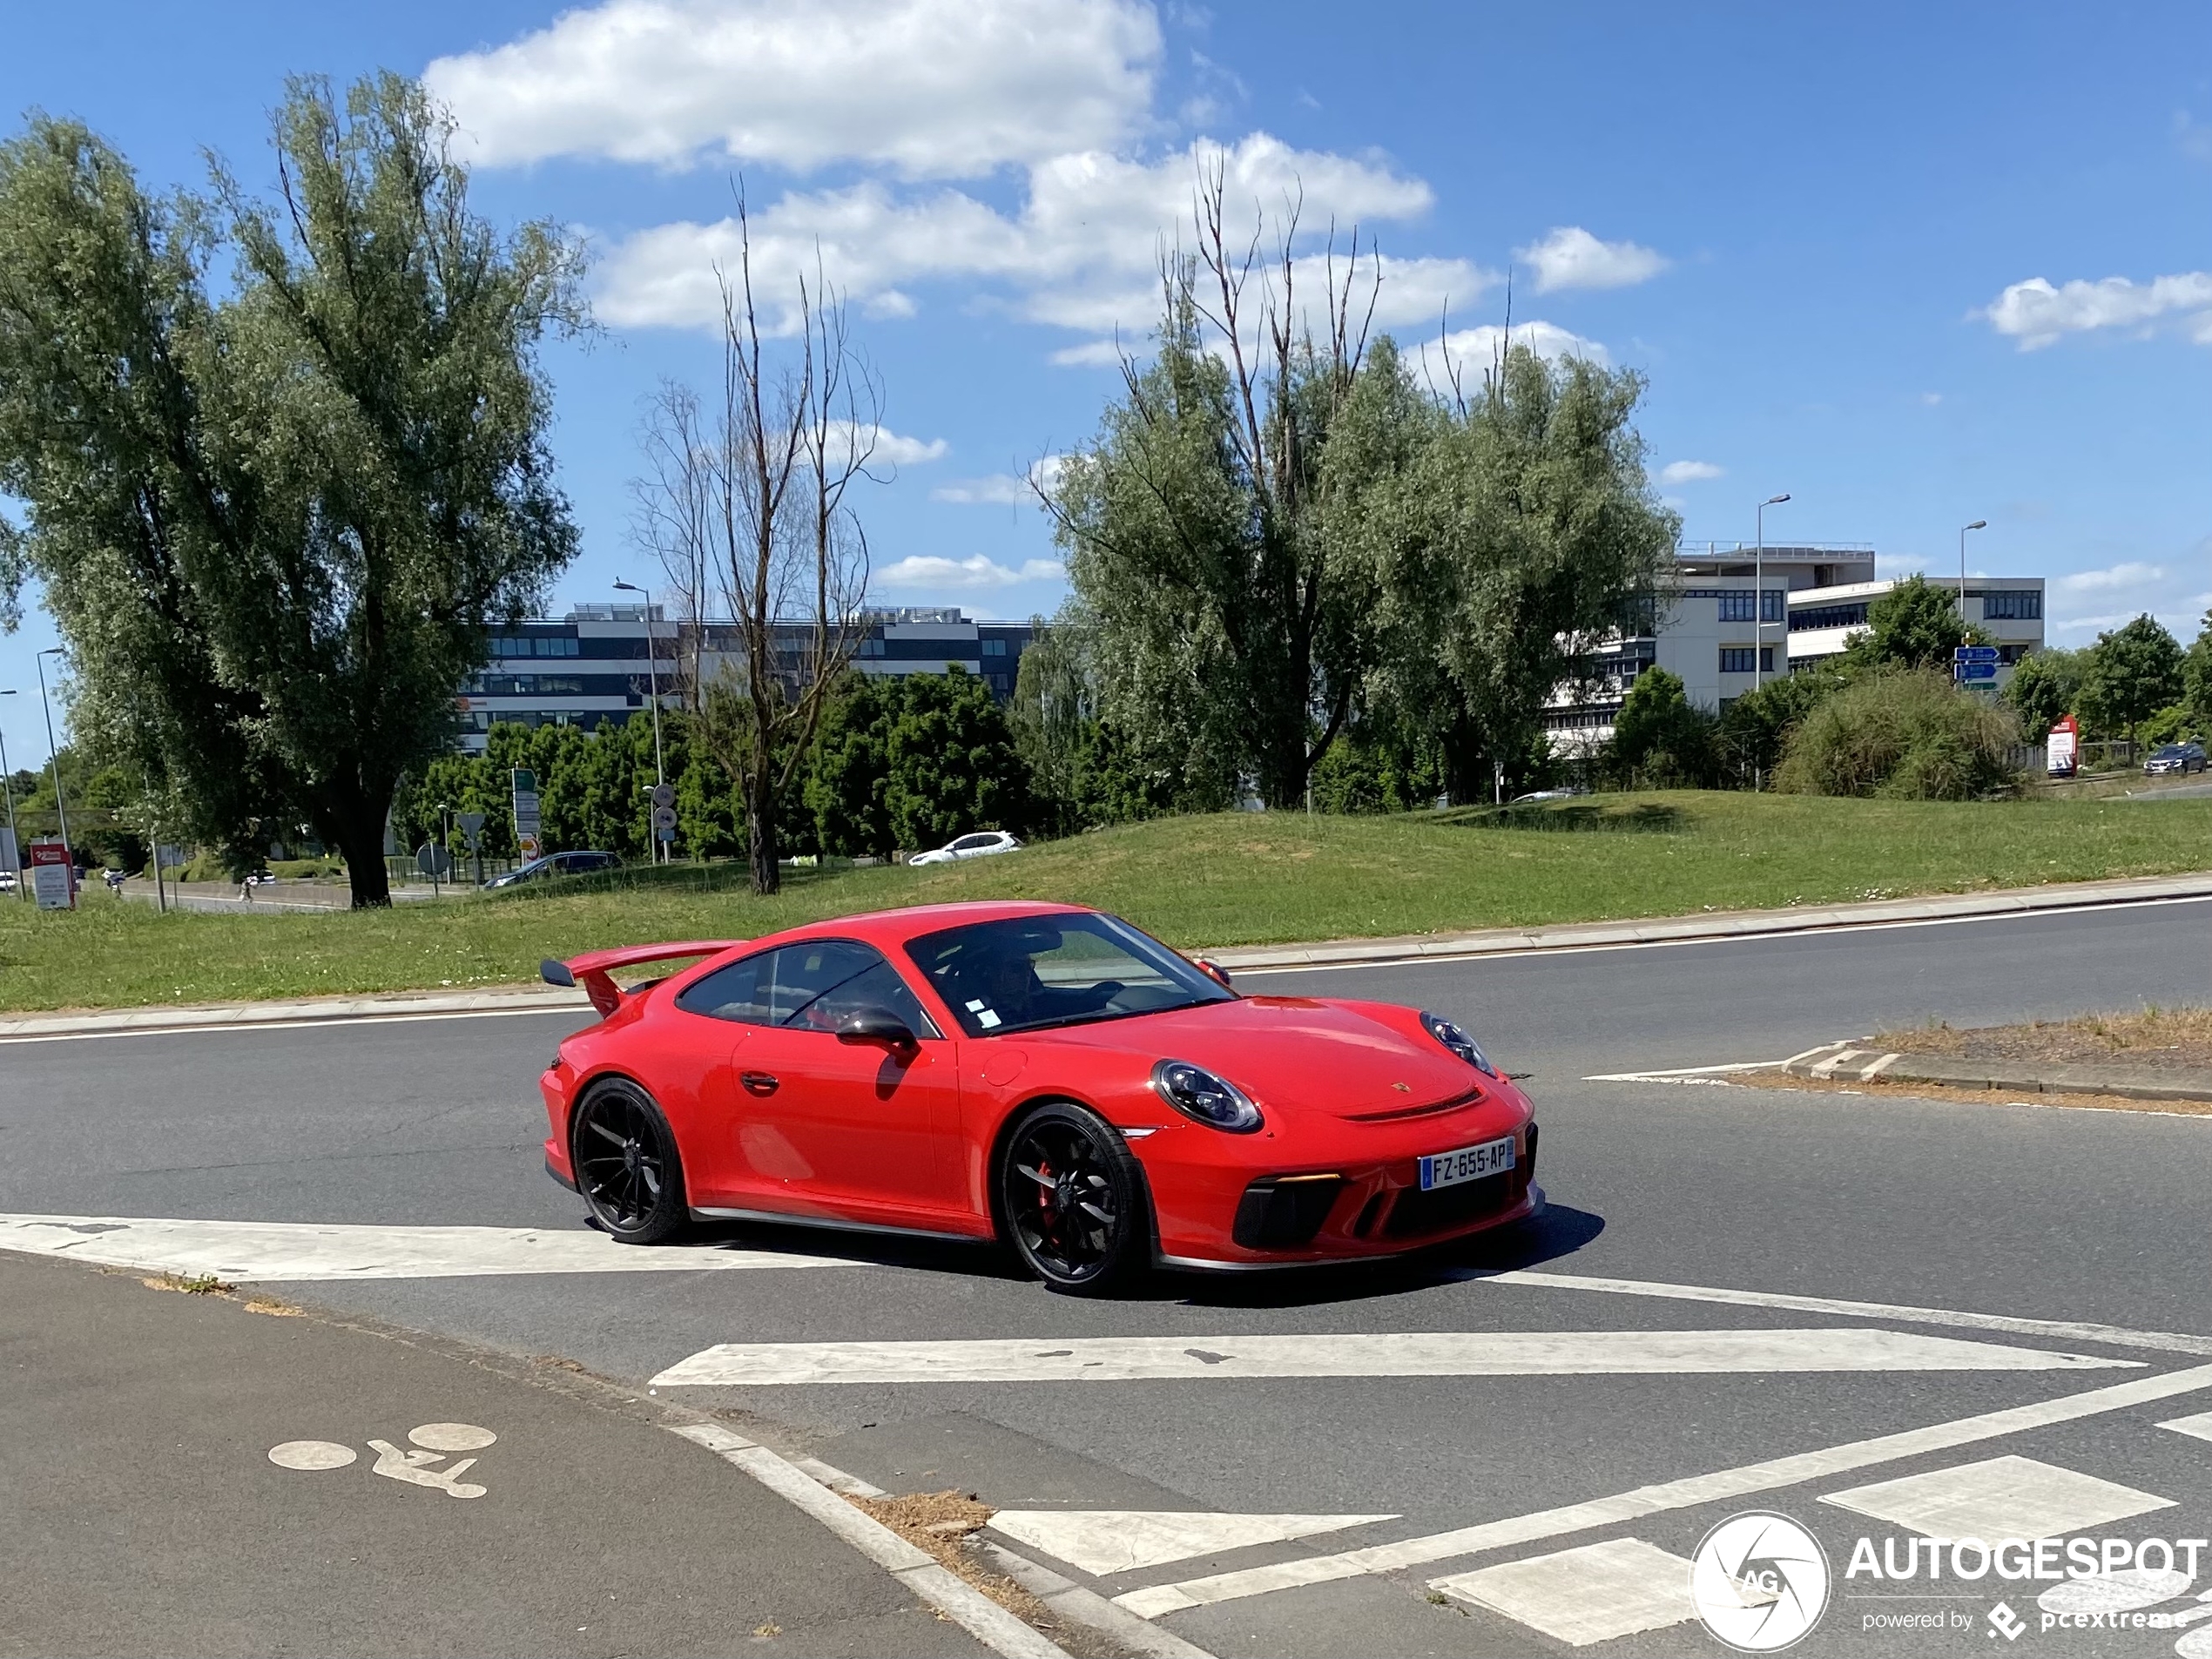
[{"left": 1776, "top": 1010, "right": 2212, "bottom": 1113}]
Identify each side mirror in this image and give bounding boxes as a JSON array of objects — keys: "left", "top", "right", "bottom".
[
  {"left": 838, "top": 1006, "right": 918, "bottom": 1050},
  {"left": 1196, "top": 959, "right": 1233, "bottom": 989}
]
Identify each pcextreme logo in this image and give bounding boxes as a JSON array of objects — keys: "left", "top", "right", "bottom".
[{"left": 1691, "top": 1511, "right": 1833, "bottom": 1652}]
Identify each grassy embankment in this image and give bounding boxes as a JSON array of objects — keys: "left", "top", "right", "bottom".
[{"left": 3, "top": 789, "right": 2209, "bottom": 1013}]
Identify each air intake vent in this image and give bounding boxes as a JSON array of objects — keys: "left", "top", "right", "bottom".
[{"left": 1232, "top": 1176, "right": 1344, "bottom": 1249}]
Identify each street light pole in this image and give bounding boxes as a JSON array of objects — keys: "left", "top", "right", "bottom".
[
  {"left": 0, "top": 689, "right": 22, "bottom": 900},
  {"left": 1754, "top": 494, "right": 1791, "bottom": 692},
  {"left": 614, "top": 580, "right": 667, "bottom": 864},
  {"left": 35, "top": 649, "right": 71, "bottom": 859},
  {"left": 1959, "top": 520, "right": 1987, "bottom": 636}
]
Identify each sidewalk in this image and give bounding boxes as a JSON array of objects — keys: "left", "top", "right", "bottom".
[
  {"left": 0, "top": 1250, "right": 1008, "bottom": 1659},
  {"left": 5, "top": 867, "right": 2209, "bottom": 1039}
]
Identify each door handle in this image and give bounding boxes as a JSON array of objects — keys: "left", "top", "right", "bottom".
[{"left": 740, "top": 1071, "right": 779, "bottom": 1096}]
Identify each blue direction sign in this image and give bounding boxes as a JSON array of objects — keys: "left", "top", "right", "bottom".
[
  {"left": 1955, "top": 661, "right": 1999, "bottom": 682},
  {"left": 1954, "top": 645, "right": 2000, "bottom": 663}
]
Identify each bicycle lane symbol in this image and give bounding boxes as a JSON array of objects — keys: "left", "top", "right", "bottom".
[{"left": 267, "top": 1422, "right": 496, "bottom": 1499}]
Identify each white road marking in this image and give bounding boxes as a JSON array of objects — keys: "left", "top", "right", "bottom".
[
  {"left": 408, "top": 1422, "right": 496, "bottom": 1453},
  {"left": 1431, "top": 1538, "right": 1699, "bottom": 1647},
  {"left": 1820, "top": 1454, "right": 2174, "bottom": 1540},
  {"left": 2037, "top": 1569, "right": 2196, "bottom": 1617},
  {"left": 986, "top": 1512, "right": 1397, "bottom": 1577},
  {"left": 1111, "top": 1360, "right": 2212, "bottom": 1619},
  {"left": 267, "top": 1440, "right": 356, "bottom": 1470},
  {"left": 0, "top": 1004, "right": 582, "bottom": 1046},
  {"left": 1470, "top": 1268, "right": 2212, "bottom": 1357},
  {"left": 648, "top": 1328, "right": 2133, "bottom": 1388},
  {"left": 2160, "top": 1410, "right": 2212, "bottom": 1444},
  {"left": 0, "top": 1213, "right": 868, "bottom": 1280},
  {"left": 1582, "top": 1060, "right": 1785, "bottom": 1082},
  {"left": 367, "top": 1440, "right": 487, "bottom": 1498}
]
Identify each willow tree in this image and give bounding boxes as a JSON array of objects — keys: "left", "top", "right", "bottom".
[{"left": 0, "top": 75, "right": 584, "bottom": 904}]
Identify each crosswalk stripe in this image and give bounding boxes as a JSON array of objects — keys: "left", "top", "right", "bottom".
[
  {"left": 1113, "top": 1360, "right": 2212, "bottom": 1619},
  {"left": 0, "top": 1213, "right": 869, "bottom": 1280},
  {"left": 648, "top": 1327, "right": 2135, "bottom": 1387},
  {"left": 1431, "top": 1538, "right": 1699, "bottom": 1648},
  {"left": 987, "top": 1512, "right": 1397, "bottom": 1576},
  {"left": 1819, "top": 1454, "right": 2174, "bottom": 1539}
]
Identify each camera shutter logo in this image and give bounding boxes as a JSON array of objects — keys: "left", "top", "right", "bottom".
[{"left": 1690, "top": 1511, "right": 1831, "bottom": 1651}]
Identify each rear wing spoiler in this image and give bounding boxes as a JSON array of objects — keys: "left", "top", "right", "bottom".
[{"left": 541, "top": 941, "right": 742, "bottom": 1018}]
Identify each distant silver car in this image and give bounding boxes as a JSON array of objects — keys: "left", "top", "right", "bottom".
[{"left": 907, "top": 830, "right": 1022, "bottom": 866}]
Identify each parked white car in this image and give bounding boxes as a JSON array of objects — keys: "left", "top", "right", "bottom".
[{"left": 907, "top": 830, "right": 1022, "bottom": 866}]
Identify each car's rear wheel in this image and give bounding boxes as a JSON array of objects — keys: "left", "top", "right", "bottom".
[
  {"left": 997, "top": 1103, "right": 1150, "bottom": 1295},
  {"left": 570, "top": 1079, "right": 688, "bottom": 1244}
]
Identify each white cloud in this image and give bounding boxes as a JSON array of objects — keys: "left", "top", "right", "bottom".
[
  {"left": 595, "top": 132, "right": 1476, "bottom": 350},
  {"left": 1919, "top": 391, "right": 1943, "bottom": 407},
  {"left": 1658, "top": 460, "right": 1724, "bottom": 485},
  {"left": 1403, "top": 320, "right": 1608, "bottom": 390},
  {"left": 1514, "top": 226, "right": 1667, "bottom": 293},
  {"left": 931, "top": 456, "right": 1064, "bottom": 503},
  {"left": 875, "top": 553, "right": 1066, "bottom": 588},
  {"left": 1981, "top": 272, "right": 2212, "bottom": 350},
  {"left": 2054, "top": 561, "right": 2165, "bottom": 594},
  {"left": 425, "top": 0, "right": 1160, "bottom": 178},
  {"left": 835, "top": 424, "right": 947, "bottom": 467}
]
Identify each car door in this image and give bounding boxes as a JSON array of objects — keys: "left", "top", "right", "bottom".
[{"left": 678, "top": 941, "right": 968, "bottom": 1226}]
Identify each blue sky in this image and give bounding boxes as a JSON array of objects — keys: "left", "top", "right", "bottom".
[{"left": 6, "top": 1, "right": 2212, "bottom": 768}]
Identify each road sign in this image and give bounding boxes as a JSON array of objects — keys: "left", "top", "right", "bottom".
[
  {"left": 455, "top": 813, "right": 487, "bottom": 851},
  {"left": 518, "top": 833, "right": 541, "bottom": 860},
  {"left": 28, "top": 840, "right": 73, "bottom": 910},
  {"left": 415, "top": 842, "right": 453, "bottom": 878},
  {"left": 651, "top": 782, "right": 676, "bottom": 810},
  {"left": 510, "top": 767, "right": 542, "bottom": 848},
  {"left": 156, "top": 844, "right": 185, "bottom": 871},
  {"left": 652, "top": 806, "right": 679, "bottom": 840},
  {"left": 2047, "top": 713, "right": 2080, "bottom": 776},
  {"left": 1954, "top": 661, "right": 1999, "bottom": 683},
  {"left": 1954, "top": 645, "right": 2000, "bottom": 663}
]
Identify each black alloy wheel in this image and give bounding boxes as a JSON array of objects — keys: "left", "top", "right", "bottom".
[
  {"left": 998, "top": 1103, "right": 1150, "bottom": 1294},
  {"left": 570, "top": 1079, "right": 689, "bottom": 1244}
]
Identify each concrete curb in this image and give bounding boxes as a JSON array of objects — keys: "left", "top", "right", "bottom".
[
  {"left": 1784, "top": 1041, "right": 2212, "bottom": 1104},
  {"left": 5, "top": 867, "right": 2209, "bottom": 1040},
  {"left": 1206, "top": 870, "right": 2212, "bottom": 973}
]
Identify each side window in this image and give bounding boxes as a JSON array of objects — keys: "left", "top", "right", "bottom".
[
  {"left": 674, "top": 952, "right": 777, "bottom": 1023},
  {"left": 786, "top": 956, "right": 941, "bottom": 1039}
]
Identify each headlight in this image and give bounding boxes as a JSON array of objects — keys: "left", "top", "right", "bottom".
[
  {"left": 1421, "top": 1011, "right": 1496, "bottom": 1077},
  {"left": 1150, "top": 1059, "right": 1263, "bottom": 1133}
]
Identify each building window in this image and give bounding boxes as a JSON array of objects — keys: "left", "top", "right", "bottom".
[
  {"left": 1718, "top": 647, "right": 1774, "bottom": 674},
  {"left": 1717, "top": 592, "right": 1756, "bottom": 623},
  {"left": 857, "top": 637, "right": 884, "bottom": 658},
  {"left": 981, "top": 638, "right": 1007, "bottom": 657},
  {"left": 1980, "top": 590, "right": 2042, "bottom": 620},
  {"left": 1791, "top": 602, "right": 1871, "bottom": 631},
  {"left": 1763, "top": 589, "right": 1785, "bottom": 623}
]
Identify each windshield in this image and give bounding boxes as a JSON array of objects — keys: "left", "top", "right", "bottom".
[{"left": 903, "top": 912, "right": 1234, "bottom": 1037}]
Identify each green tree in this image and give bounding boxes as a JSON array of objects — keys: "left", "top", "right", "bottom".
[
  {"left": 806, "top": 669, "right": 1030, "bottom": 857},
  {"left": 2004, "top": 647, "right": 2087, "bottom": 736},
  {"left": 1841, "top": 575, "right": 1992, "bottom": 672},
  {"left": 1608, "top": 667, "right": 1716, "bottom": 786},
  {"left": 0, "top": 78, "right": 586, "bottom": 905},
  {"left": 2080, "top": 614, "right": 2185, "bottom": 740},
  {"left": 1715, "top": 665, "right": 1850, "bottom": 786},
  {"left": 2184, "top": 609, "right": 2212, "bottom": 729}
]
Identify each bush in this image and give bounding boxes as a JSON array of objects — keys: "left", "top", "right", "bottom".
[
  {"left": 1608, "top": 667, "right": 1718, "bottom": 787},
  {"left": 1773, "top": 669, "right": 2021, "bottom": 799}
]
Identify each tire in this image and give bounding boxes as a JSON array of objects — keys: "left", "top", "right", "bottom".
[
  {"left": 996, "top": 1102, "right": 1151, "bottom": 1296},
  {"left": 570, "top": 1078, "right": 689, "bottom": 1245}
]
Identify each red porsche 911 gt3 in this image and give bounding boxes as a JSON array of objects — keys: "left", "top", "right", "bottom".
[{"left": 538, "top": 900, "right": 1541, "bottom": 1293}]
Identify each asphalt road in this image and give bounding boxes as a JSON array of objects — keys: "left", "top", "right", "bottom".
[{"left": 5, "top": 897, "right": 2212, "bottom": 1657}]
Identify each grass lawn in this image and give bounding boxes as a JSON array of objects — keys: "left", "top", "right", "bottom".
[{"left": 4, "top": 789, "right": 2210, "bottom": 1013}]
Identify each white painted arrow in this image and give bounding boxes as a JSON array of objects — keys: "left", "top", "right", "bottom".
[
  {"left": 649, "top": 1327, "right": 2138, "bottom": 1387},
  {"left": 988, "top": 1510, "right": 1397, "bottom": 1576},
  {"left": 0, "top": 1214, "right": 867, "bottom": 1280}
]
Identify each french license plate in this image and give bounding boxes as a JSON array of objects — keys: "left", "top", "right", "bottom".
[{"left": 1418, "top": 1134, "right": 1516, "bottom": 1191}]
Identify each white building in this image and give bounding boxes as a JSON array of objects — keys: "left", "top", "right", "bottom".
[{"left": 1542, "top": 544, "right": 2047, "bottom": 752}]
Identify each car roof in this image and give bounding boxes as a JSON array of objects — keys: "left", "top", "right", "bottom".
[{"left": 742, "top": 899, "right": 1094, "bottom": 954}]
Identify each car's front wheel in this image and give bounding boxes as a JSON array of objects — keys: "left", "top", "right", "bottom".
[
  {"left": 997, "top": 1103, "right": 1150, "bottom": 1295},
  {"left": 570, "top": 1078, "right": 689, "bottom": 1244}
]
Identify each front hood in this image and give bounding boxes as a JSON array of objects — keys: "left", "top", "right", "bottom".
[{"left": 1040, "top": 996, "right": 1480, "bottom": 1117}]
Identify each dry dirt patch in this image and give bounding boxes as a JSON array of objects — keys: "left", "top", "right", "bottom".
[
  {"left": 1878, "top": 1007, "right": 2212, "bottom": 1072},
  {"left": 1745, "top": 1069, "right": 2212, "bottom": 1116}
]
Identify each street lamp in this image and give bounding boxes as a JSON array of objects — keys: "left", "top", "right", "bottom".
[
  {"left": 35, "top": 649, "right": 71, "bottom": 858},
  {"left": 613, "top": 579, "right": 668, "bottom": 863},
  {"left": 1755, "top": 494, "right": 1791, "bottom": 691},
  {"left": 1959, "top": 520, "right": 1987, "bottom": 634},
  {"left": 0, "top": 689, "right": 21, "bottom": 900}
]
